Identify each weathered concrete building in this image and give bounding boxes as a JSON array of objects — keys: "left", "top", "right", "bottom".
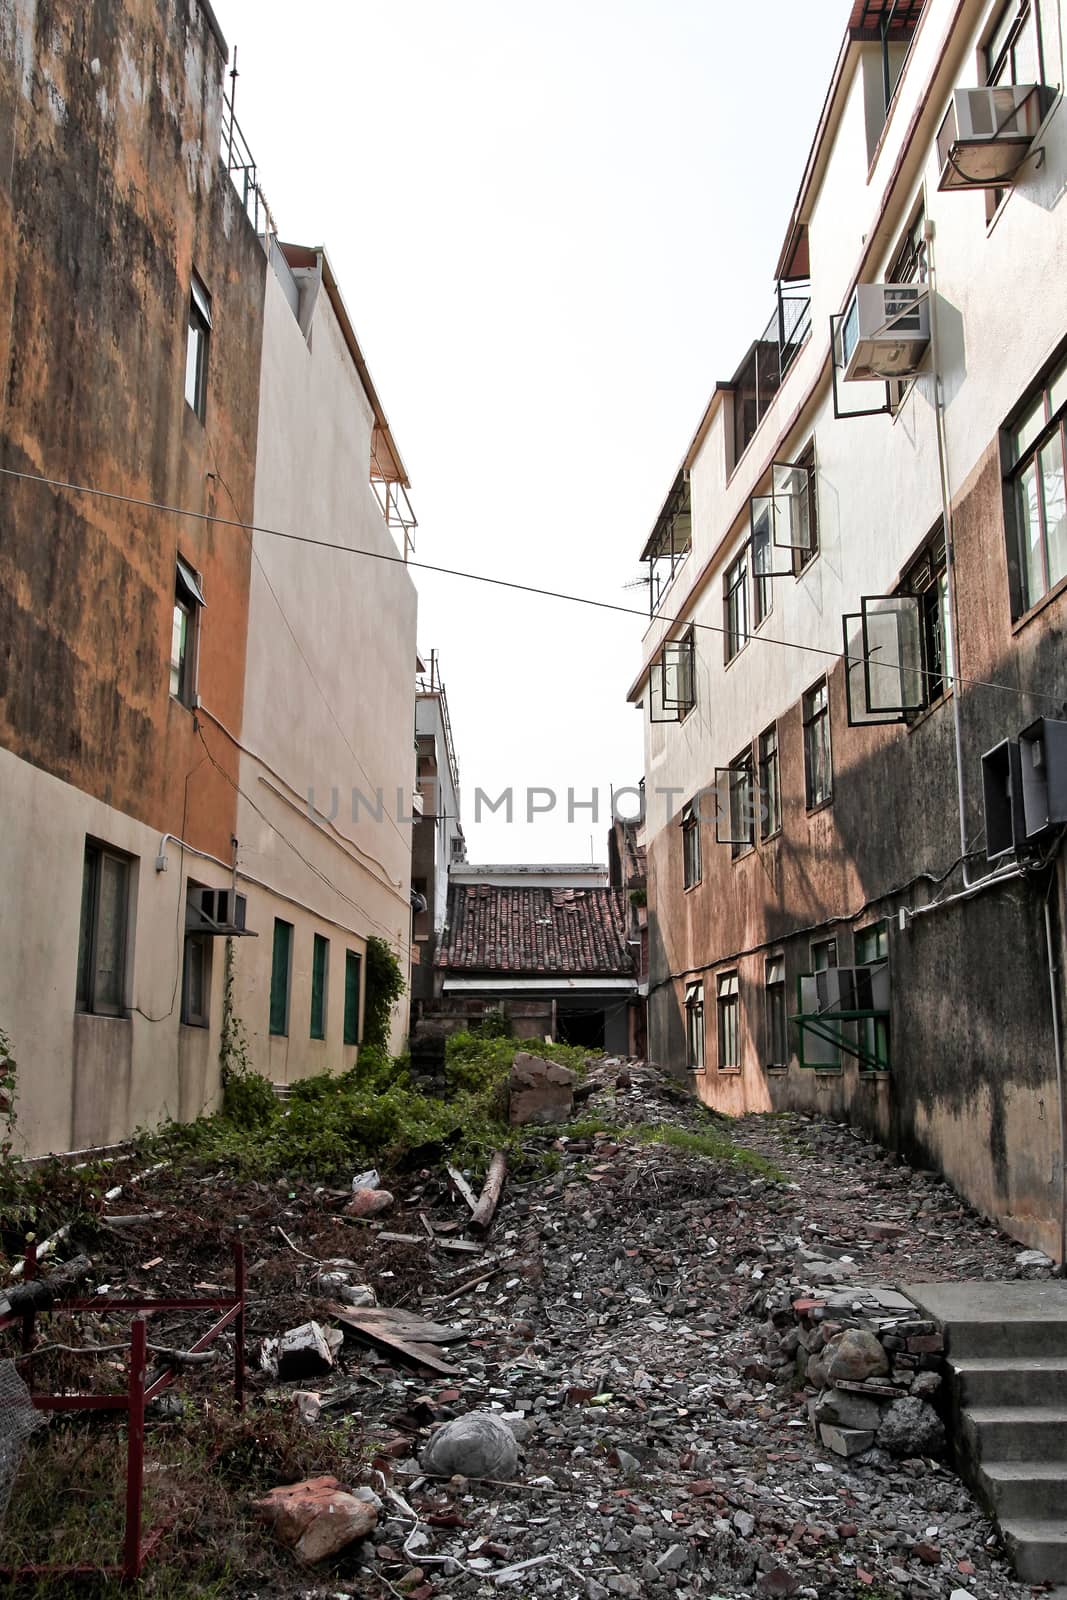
[
  {"left": 411, "top": 651, "right": 466, "bottom": 1006},
  {"left": 629, "top": 0, "right": 1067, "bottom": 1256},
  {"left": 0, "top": 0, "right": 421, "bottom": 1148},
  {"left": 0, "top": 0, "right": 265, "bottom": 1153},
  {"left": 224, "top": 240, "right": 419, "bottom": 1081}
]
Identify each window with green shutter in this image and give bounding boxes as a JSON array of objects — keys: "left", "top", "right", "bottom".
[
  {"left": 269, "top": 919, "right": 293, "bottom": 1037},
  {"left": 343, "top": 950, "right": 362, "bottom": 1046},
  {"left": 310, "top": 933, "right": 328, "bottom": 1040}
]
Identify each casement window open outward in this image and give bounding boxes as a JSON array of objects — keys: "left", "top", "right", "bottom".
[
  {"left": 843, "top": 593, "right": 928, "bottom": 726},
  {"left": 649, "top": 629, "right": 695, "bottom": 722}
]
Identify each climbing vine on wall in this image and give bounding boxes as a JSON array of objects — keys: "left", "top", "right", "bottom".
[{"left": 363, "top": 937, "right": 406, "bottom": 1051}]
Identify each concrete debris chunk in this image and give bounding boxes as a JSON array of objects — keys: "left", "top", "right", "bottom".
[
  {"left": 254, "top": 1475, "right": 379, "bottom": 1562},
  {"left": 420, "top": 1410, "right": 520, "bottom": 1480},
  {"left": 508, "top": 1052, "right": 577, "bottom": 1126},
  {"left": 276, "top": 1320, "right": 336, "bottom": 1380}
]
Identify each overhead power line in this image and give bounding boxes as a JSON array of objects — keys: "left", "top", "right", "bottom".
[{"left": 0, "top": 464, "right": 1062, "bottom": 706}]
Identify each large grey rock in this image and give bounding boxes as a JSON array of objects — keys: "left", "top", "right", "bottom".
[
  {"left": 824, "top": 1329, "right": 889, "bottom": 1384},
  {"left": 814, "top": 1386, "right": 884, "bottom": 1431},
  {"left": 509, "top": 1053, "right": 577, "bottom": 1125},
  {"left": 421, "top": 1410, "right": 520, "bottom": 1480},
  {"left": 876, "top": 1395, "right": 946, "bottom": 1458}
]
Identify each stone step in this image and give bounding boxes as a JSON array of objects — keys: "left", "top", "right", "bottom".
[
  {"left": 963, "top": 1406, "right": 1067, "bottom": 1463},
  {"left": 947, "top": 1319, "right": 1067, "bottom": 1360},
  {"left": 977, "top": 1460, "right": 1067, "bottom": 1520},
  {"left": 954, "top": 1356, "right": 1067, "bottom": 1408},
  {"left": 999, "top": 1519, "right": 1067, "bottom": 1584}
]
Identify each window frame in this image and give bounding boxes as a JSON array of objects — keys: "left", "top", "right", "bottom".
[
  {"left": 681, "top": 800, "right": 702, "bottom": 890},
  {"left": 269, "top": 918, "right": 294, "bottom": 1038},
  {"left": 171, "top": 557, "right": 205, "bottom": 709},
  {"left": 685, "top": 981, "right": 705, "bottom": 1072},
  {"left": 716, "top": 970, "right": 741, "bottom": 1071},
  {"left": 765, "top": 953, "right": 788, "bottom": 1070},
  {"left": 723, "top": 548, "right": 749, "bottom": 663},
  {"left": 901, "top": 529, "right": 951, "bottom": 706},
  {"left": 810, "top": 935, "right": 841, "bottom": 1071},
  {"left": 343, "top": 950, "right": 363, "bottom": 1047},
  {"left": 758, "top": 722, "right": 781, "bottom": 840},
  {"left": 855, "top": 921, "right": 891, "bottom": 1072},
  {"left": 1005, "top": 351, "right": 1067, "bottom": 617},
  {"left": 728, "top": 748, "right": 756, "bottom": 860},
  {"left": 185, "top": 273, "right": 212, "bottom": 421},
  {"left": 802, "top": 679, "right": 833, "bottom": 810},
  {"left": 792, "top": 444, "right": 820, "bottom": 575},
  {"left": 181, "top": 932, "right": 211, "bottom": 1028},
  {"left": 76, "top": 841, "right": 132, "bottom": 1018},
  {"left": 983, "top": 2, "right": 1044, "bottom": 217},
  {"left": 310, "top": 932, "right": 329, "bottom": 1041}
]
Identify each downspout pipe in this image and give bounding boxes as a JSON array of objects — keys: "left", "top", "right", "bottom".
[{"left": 1046, "top": 852, "right": 1067, "bottom": 1272}]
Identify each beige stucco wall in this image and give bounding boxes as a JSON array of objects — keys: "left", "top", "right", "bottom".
[
  {"left": 0, "top": 745, "right": 231, "bottom": 1155},
  {"left": 226, "top": 261, "right": 418, "bottom": 1079}
]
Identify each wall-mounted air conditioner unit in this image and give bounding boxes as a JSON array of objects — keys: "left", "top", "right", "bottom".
[
  {"left": 981, "top": 738, "right": 1026, "bottom": 861},
  {"left": 840, "top": 285, "right": 931, "bottom": 383},
  {"left": 937, "top": 85, "right": 1046, "bottom": 192},
  {"left": 1019, "top": 718, "right": 1067, "bottom": 840}
]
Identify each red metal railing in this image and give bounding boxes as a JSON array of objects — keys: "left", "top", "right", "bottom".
[{"left": 0, "top": 1235, "right": 246, "bottom": 1584}]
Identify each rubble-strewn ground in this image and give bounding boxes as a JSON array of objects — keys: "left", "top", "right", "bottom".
[{"left": 0, "top": 1061, "right": 1050, "bottom": 1600}]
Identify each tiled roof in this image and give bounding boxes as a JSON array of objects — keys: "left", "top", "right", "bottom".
[{"left": 436, "top": 886, "right": 636, "bottom": 977}]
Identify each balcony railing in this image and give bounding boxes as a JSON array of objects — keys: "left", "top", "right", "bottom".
[
  {"left": 220, "top": 56, "right": 277, "bottom": 244},
  {"left": 731, "top": 286, "right": 812, "bottom": 467}
]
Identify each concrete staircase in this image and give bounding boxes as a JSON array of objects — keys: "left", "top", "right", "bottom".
[{"left": 908, "top": 1281, "right": 1067, "bottom": 1586}]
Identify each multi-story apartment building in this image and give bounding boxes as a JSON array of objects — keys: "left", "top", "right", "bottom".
[
  {"left": 0, "top": 0, "right": 266, "bottom": 1154},
  {"left": 411, "top": 651, "right": 466, "bottom": 1006},
  {"left": 224, "top": 238, "right": 419, "bottom": 1082},
  {"left": 0, "top": 0, "right": 419, "bottom": 1151},
  {"left": 629, "top": 0, "right": 1067, "bottom": 1256}
]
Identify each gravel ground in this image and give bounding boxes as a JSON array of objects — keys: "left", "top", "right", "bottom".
[{"left": 319, "top": 1063, "right": 1045, "bottom": 1600}]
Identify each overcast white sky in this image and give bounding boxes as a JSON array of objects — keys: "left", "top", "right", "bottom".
[{"left": 218, "top": 0, "right": 848, "bottom": 864}]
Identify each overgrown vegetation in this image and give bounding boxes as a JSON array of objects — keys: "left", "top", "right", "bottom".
[
  {"left": 363, "top": 937, "right": 405, "bottom": 1050},
  {"left": 137, "top": 1030, "right": 596, "bottom": 1186},
  {"left": 555, "top": 1117, "right": 783, "bottom": 1179}
]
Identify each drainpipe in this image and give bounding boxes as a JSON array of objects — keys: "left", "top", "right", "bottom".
[{"left": 925, "top": 205, "right": 1025, "bottom": 898}]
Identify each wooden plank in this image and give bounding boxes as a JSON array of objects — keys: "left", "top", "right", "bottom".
[
  {"left": 328, "top": 1305, "right": 461, "bottom": 1376},
  {"left": 328, "top": 1304, "right": 466, "bottom": 1345},
  {"left": 445, "top": 1164, "right": 480, "bottom": 1214},
  {"left": 377, "top": 1231, "right": 484, "bottom": 1255},
  {"left": 469, "top": 1151, "right": 508, "bottom": 1237}
]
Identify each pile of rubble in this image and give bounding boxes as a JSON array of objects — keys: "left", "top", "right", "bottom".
[
  {"left": 241, "top": 1061, "right": 1048, "bottom": 1600},
  {"left": 7, "top": 1056, "right": 1057, "bottom": 1599}
]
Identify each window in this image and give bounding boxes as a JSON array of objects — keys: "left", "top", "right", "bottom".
[
  {"left": 181, "top": 934, "right": 211, "bottom": 1027},
  {"left": 765, "top": 955, "right": 787, "bottom": 1069},
  {"left": 310, "top": 933, "right": 328, "bottom": 1040},
  {"left": 681, "top": 800, "right": 702, "bottom": 889},
  {"left": 76, "top": 842, "right": 131, "bottom": 1016},
  {"left": 751, "top": 505, "right": 773, "bottom": 627},
  {"left": 984, "top": 3, "right": 1043, "bottom": 213},
  {"left": 343, "top": 950, "right": 362, "bottom": 1046},
  {"left": 803, "top": 680, "right": 832, "bottom": 809},
  {"left": 650, "top": 631, "right": 696, "bottom": 723},
  {"left": 1006, "top": 351, "right": 1067, "bottom": 614},
  {"left": 170, "top": 557, "right": 205, "bottom": 708},
  {"left": 724, "top": 549, "right": 749, "bottom": 662},
  {"left": 685, "top": 982, "right": 705, "bottom": 1071},
  {"left": 792, "top": 445, "right": 819, "bottom": 574},
  {"left": 856, "top": 922, "right": 890, "bottom": 1071},
  {"left": 728, "top": 750, "right": 755, "bottom": 859},
  {"left": 717, "top": 971, "right": 740, "bottom": 1070},
  {"left": 269, "top": 918, "right": 293, "bottom": 1037},
  {"left": 902, "top": 531, "right": 952, "bottom": 703},
  {"left": 185, "top": 274, "right": 211, "bottom": 420},
  {"left": 758, "top": 723, "right": 781, "bottom": 839},
  {"left": 889, "top": 205, "right": 928, "bottom": 286},
  {"left": 811, "top": 936, "right": 840, "bottom": 1069}
]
